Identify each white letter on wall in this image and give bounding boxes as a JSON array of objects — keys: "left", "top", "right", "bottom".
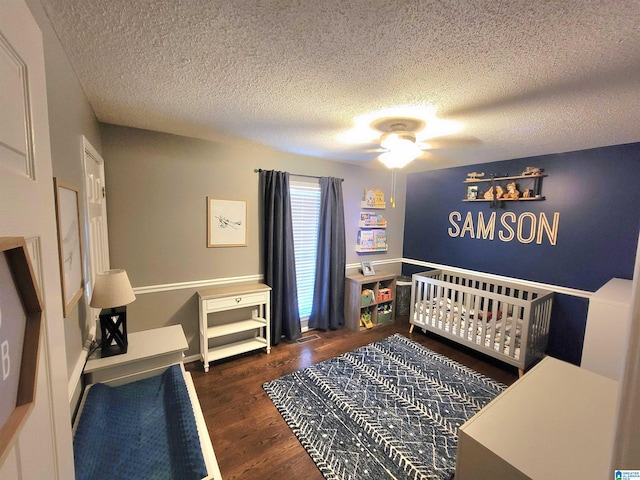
[
  {"left": 476, "top": 211, "right": 496, "bottom": 240},
  {"left": 460, "top": 212, "right": 475, "bottom": 238},
  {"left": 537, "top": 212, "right": 560, "bottom": 245},
  {"left": 498, "top": 212, "right": 516, "bottom": 242},
  {"left": 517, "top": 212, "right": 537, "bottom": 244},
  {"left": 448, "top": 211, "right": 461, "bottom": 237}
]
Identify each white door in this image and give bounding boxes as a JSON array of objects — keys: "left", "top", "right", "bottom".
[
  {"left": 82, "top": 136, "right": 110, "bottom": 320},
  {"left": 0, "top": 0, "right": 75, "bottom": 478}
]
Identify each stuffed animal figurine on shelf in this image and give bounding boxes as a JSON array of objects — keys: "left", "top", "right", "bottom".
[
  {"left": 502, "top": 182, "right": 520, "bottom": 199},
  {"left": 522, "top": 166, "right": 544, "bottom": 176},
  {"left": 483, "top": 185, "right": 504, "bottom": 200}
]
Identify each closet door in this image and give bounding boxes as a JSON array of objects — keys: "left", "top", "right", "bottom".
[{"left": 0, "top": 0, "right": 74, "bottom": 478}]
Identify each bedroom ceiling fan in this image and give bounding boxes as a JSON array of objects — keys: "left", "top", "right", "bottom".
[
  {"left": 366, "top": 117, "right": 433, "bottom": 207},
  {"left": 339, "top": 108, "right": 478, "bottom": 207},
  {"left": 339, "top": 107, "right": 477, "bottom": 170},
  {"left": 374, "top": 118, "right": 428, "bottom": 169}
]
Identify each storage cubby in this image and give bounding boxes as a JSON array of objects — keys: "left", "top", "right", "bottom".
[{"left": 344, "top": 271, "right": 396, "bottom": 331}]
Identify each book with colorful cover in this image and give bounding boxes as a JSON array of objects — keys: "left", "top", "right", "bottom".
[
  {"left": 357, "top": 230, "right": 374, "bottom": 248},
  {"left": 373, "top": 229, "right": 387, "bottom": 248}
]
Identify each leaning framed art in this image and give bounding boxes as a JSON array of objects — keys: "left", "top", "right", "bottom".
[
  {"left": 207, "top": 198, "right": 247, "bottom": 247},
  {"left": 53, "top": 178, "right": 84, "bottom": 317}
]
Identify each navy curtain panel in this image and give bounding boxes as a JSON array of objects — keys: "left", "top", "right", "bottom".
[
  {"left": 309, "top": 177, "right": 346, "bottom": 331},
  {"left": 260, "top": 170, "right": 302, "bottom": 344}
]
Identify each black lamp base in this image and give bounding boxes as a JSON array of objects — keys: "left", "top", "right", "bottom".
[{"left": 99, "top": 306, "right": 128, "bottom": 357}]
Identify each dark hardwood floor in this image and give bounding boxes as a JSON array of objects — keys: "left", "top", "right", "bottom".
[{"left": 186, "top": 316, "right": 518, "bottom": 480}]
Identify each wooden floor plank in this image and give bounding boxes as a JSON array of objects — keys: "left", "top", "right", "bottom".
[{"left": 186, "top": 316, "right": 518, "bottom": 480}]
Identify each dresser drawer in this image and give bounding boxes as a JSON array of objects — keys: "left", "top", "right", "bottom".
[{"left": 205, "top": 291, "right": 268, "bottom": 311}]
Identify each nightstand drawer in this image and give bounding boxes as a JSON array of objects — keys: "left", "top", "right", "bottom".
[{"left": 206, "top": 291, "right": 268, "bottom": 311}]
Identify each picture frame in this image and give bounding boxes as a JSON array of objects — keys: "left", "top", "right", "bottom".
[
  {"left": 0, "top": 237, "right": 42, "bottom": 461},
  {"left": 53, "top": 179, "right": 84, "bottom": 317},
  {"left": 361, "top": 261, "right": 375, "bottom": 276},
  {"left": 207, "top": 198, "right": 247, "bottom": 247},
  {"left": 466, "top": 185, "right": 479, "bottom": 200}
]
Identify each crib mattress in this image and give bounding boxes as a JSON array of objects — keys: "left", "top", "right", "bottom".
[{"left": 414, "top": 299, "right": 522, "bottom": 359}]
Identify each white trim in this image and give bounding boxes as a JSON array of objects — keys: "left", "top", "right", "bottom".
[
  {"left": 132, "top": 257, "right": 591, "bottom": 300},
  {"left": 346, "top": 257, "right": 404, "bottom": 272},
  {"left": 68, "top": 351, "right": 86, "bottom": 406},
  {"left": 136, "top": 259, "right": 402, "bottom": 296},
  {"left": 184, "top": 353, "right": 201, "bottom": 364},
  {"left": 133, "top": 273, "right": 263, "bottom": 295},
  {"left": 401, "top": 257, "right": 593, "bottom": 299},
  {"left": 370, "top": 257, "right": 404, "bottom": 266}
]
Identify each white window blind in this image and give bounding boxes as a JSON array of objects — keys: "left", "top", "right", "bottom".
[{"left": 290, "top": 180, "right": 321, "bottom": 319}]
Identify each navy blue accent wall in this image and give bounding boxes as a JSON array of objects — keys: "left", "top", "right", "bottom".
[{"left": 403, "top": 143, "right": 640, "bottom": 365}]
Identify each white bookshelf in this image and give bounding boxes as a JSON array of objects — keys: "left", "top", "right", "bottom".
[{"left": 198, "top": 282, "right": 271, "bottom": 372}]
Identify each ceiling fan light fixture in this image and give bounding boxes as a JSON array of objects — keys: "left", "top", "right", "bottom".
[
  {"left": 378, "top": 127, "right": 421, "bottom": 168},
  {"left": 378, "top": 149, "right": 417, "bottom": 169},
  {"left": 380, "top": 131, "right": 416, "bottom": 149}
]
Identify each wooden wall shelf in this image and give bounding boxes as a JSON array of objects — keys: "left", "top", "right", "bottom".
[
  {"left": 463, "top": 197, "right": 545, "bottom": 202},
  {"left": 464, "top": 173, "right": 547, "bottom": 202},
  {"left": 463, "top": 174, "right": 546, "bottom": 183}
]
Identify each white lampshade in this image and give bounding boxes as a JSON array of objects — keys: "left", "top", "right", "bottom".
[{"left": 90, "top": 269, "right": 136, "bottom": 309}]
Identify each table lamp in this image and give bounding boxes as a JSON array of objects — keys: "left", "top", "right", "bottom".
[{"left": 89, "top": 269, "right": 136, "bottom": 357}]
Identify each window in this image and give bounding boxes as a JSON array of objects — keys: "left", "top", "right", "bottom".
[{"left": 290, "top": 181, "right": 321, "bottom": 326}]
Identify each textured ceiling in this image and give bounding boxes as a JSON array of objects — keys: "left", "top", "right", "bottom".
[{"left": 39, "top": 0, "right": 640, "bottom": 171}]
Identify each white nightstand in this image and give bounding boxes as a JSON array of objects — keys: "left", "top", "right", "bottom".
[{"left": 84, "top": 324, "right": 188, "bottom": 385}]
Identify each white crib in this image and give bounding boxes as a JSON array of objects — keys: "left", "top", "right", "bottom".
[{"left": 409, "top": 269, "right": 554, "bottom": 375}]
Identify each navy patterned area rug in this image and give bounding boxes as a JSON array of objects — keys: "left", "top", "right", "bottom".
[{"left": 263, "top": 334, "right": 505, "bottom": 480}]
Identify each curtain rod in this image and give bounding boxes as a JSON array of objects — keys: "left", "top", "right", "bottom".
[{"left": 254, "top": 168, "right": 343, "bottom": 181}]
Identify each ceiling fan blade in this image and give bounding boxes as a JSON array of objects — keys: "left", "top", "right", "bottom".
[
  {"left": 420, "top": 135, "right": 483, "bottom": 150},
  {"left": 339, "top": 142, "right": 385, "bottom": 154}
]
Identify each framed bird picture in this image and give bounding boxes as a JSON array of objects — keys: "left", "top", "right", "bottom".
[{"left": 207, "top": 198, "right": 247, "bottom": 247}]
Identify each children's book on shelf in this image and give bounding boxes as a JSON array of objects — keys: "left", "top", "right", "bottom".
[
  {"left": 359, "top": 212, "right": 386, "bottom": 227},
  {"left": 357, "top": 230, "right": 374, "bottom": 248},
  {"left": 373, "top": 229, "right": 387, "bottom": 248},
  {"left": 361, "top": 188, "right": 386, "bottom": 208}
]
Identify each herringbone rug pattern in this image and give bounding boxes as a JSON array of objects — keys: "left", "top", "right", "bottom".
[{"left": 263, "top": 334, "right": 505, "bottom": 480}]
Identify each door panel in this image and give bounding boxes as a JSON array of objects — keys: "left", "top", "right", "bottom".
[
  {"left": 0, "top": 0, "right": 74, "bottom": 478},
  {"left": 0, "top": 28, "right": 34, "bottom": 179},
  {"left": 83, "top": 136, "right": 110, "bottom": 322}
]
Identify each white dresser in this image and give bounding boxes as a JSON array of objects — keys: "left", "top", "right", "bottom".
[
  {"left": 456, "top": 357, "right": 618, "bottom": 480},
  {"left": 198, "top": 282, "right": 271, "bottom": 372},
  {"left": 581, "top": 277, "right": 633, "bottom": 381}
]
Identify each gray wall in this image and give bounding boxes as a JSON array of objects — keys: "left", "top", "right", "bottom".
[
  {"left": 26, "top": 0, "right": 103, "bottom": 380},
  {"left": 100, "top": 124, "right": 407, "bottom": 356}
]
